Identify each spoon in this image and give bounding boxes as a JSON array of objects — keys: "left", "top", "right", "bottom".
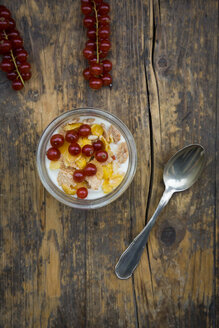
[{"left": 115, "top": 144, "right": 206, "bottom": 279}]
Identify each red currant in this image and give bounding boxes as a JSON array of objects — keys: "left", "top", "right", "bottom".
[
  {"left": 11, "top": 36, "right": 23, "bottom": 49},
  {"left": 83, "top": 47, "right": 94, "bottom": 59},
  {"left": 12, "top": 79, "right": 24, "bottom": 90},
  {"left": 68, "top": 143, "right": 81, "bottom": 156},
  {"left": 16, "top": 49, "right": 28, "bottom": 62},
  {"left": 98, "top": 2, "right": 110, "bottom": 15},
  {"left": 102, "top": 59, "right": 112, "bottom": 72},
  {"left": 83, "top": 67, "right": 91, "bottom": 80},
  {"left": 85, "top": 39, "right": 96, "bottom": 50},
  {"left": 87, "top": 27, "right": 96, "bottom": 40},
  {"left": 94, "top": 0, "right": 103, "bottom": 3},
  {"left": 82, "top": 144, "right": 94, "bottom": 156},
  {"left": 89, "top": 57, "right": 97, "bottom": 64},
  {"left": 21, "top": 71, "right": 31, "bottom": 81},
  {"left": 90, "top": 63, "right": 103, "bottom": 76},
  {"left": 7, "top": 71, "right": 17, "bottom": 80},
  {"left": 99, "top": 39, "right": 111, "bottom": 52},
  {"left": 0, "top": 17, "right": 9, "bottom": 31},
  {"left": 93, "top": 139, "right": 104, "bottom": 151},
  {"left": 99, "top": 25, "right": 110, "bottom": 39},
  {"left": 18, "top": 62, "right": 31, "bottom": 74},
  {"left": 65, "top": 129, "right": 79, "bottom": 143},
  {"left": 6, "top": 17, "right": 16, "bottom": 31},
  {"left": 83, "top": 15, "right": 95, "bottom": 28},
  {"left": 0, "top": 8, "right": 11, "bottom": 19},
  {"left": 81, "top": 4, "right": 92, "bottom": 15},
  {"left": 81, "top": 0, "right": 91, "bottom": 3},
  {"left": 95, "top": 150, "right": 108, "bottom": 162},
  {"left": 102, "top": 73, "right": 112, "bottom": 86},
  {"left": 50, "top": 134, "right": 64, "bottom": 148},
  {"left": 46, "top": 147, "right": 61, "bottom": 161},
  {"left": 99, "top": 51, "right": 108, "bottom": 58},
  {"left": 73, "top": 170, "right": 85, "bottom": 183},
  {"left": 89, "top": 77, "right": 103, "bottom": 89},
  {"left": 77, "top": 187, "right": 88, "bottom": 199},
  {"left": 84, "top": 163, "right": 97, "bottom": 176},
  {"left": 0, "top": 39, "right": 12, "bottom": 53},
  {"left": 7, "top": 29, "right": 20, "bottom": 39},
  {"left": 0, "top": 58, "right": 14, "bottom": 72},
  {"left": 78, "top": 124, "right": 91, "bottom": 137},
  {"left": 99, "top": 15, "right": 110, "bottom": 26}
]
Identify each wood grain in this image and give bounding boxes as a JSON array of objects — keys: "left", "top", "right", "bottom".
[{"left": 0, "top": 0, "right": 217, "bottom": 327}]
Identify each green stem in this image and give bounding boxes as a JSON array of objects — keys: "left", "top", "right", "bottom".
[
  {"left": 92, "top": 1, "right": 99, "bottom": 63},
  {"left": 3, "top": 30, "right": 25, "bottom": 86}
]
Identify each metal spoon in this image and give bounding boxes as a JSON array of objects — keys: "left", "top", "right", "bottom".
[{"left": 115, "top": 144, "right": 206, "bottom": 279}]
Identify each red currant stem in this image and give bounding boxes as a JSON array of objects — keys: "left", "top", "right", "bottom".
[
  {"left": 3, "top": 30, "right": 25, "bottom": 86},
  {"left": 92, "top": 1, "right": 99, "bottom": 63}
]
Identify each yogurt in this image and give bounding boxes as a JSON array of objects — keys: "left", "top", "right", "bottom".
[{"left": 45, "top": 116, "right": 129, "bottom": 200}]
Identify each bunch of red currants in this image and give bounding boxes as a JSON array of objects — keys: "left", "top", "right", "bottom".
[
  {"left": 82, "top": 0, "right": 112, "bottom": 90},
  {"left": 0, "top": 5, "right": 31, "bottom": 90}
]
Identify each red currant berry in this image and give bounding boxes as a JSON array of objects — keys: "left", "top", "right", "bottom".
[
  {"left": 0, "top": 58, "right": 14, "bottom": 72},
  {"left": 81, "top": 4, "right": 92, "bottom": 15},
  {"left": 46, "top": 147, "right": 61, "bottom": 161},
  {"left": 83, "top": 67, "right": 91, "bottom": 80},
  {"left": 99, "top": 15, "right": 110, "bottom": 26},
  {"left": 50, "top": 134, "right": 64, "bottom": 148},
  {"left": 82, "top": 144, "right": 94, "bottom": 156},
  {"left": 0, "top": 6, "right": 7, "bottom": 11},
  {"left": 81, "top": 0, "right": 91, "bottom": 4},
  {"left": 99, "top": 39, "right": 111, "bottom": 52},
  {"left": 16, "top": 49, "right": 28, "bottom": 62},
  {"left": 77, "top": 187, "right": 88, "bottom": 199},
  {"left": 102, "top": 73, "right": 112, "bottom": 86},
  {"left": 11, "top": 36, "right": 23, "bottom": 49},
  {"left": 89, "top": 57, "right": 97, "bottom": 64},
  {"left": 93, "top": 139, "right": 104, "bottom": 151},
  {"left": 102, "top": 59, "right": 112, "bottom": 72},
  {"left": 73, "top": 170, "right": 85, "bottom": 183},
  {"left": 98, "top": 2, "right": 110, "bottom": 15},
  {"left": 95, "top": 150, "right": 108, "bottom": 162},
  {"left": 68, "top": 143, "right": 81, "bottom": 156},
  {"left": 94, "top": 0, "right": 103, "bottom": 3},
  {"left": 99, "top": 50, "right": 108, "bottom": 58},
  {"left": 7, "top": 71, "right": 17, "bottom": 80},
  {"left": 84, "top": 163, "right": 97, "bottom": 176},
  {"left": 83, "top": 15, "right": 95, "bottom": 28},
  {"left": 18, "top": 62, "right": 31, "bottom": 74},
  {"left": 87, "top": 27, "right": 96, "bottom": 40},
  {"left": 78, "top": 124, "right": 91, "bottom": 137},
  {"left": 7, "top": 29, "right": 20, "bottom": 39},
  {"left": 7, "top": 18, "right": 16, "bottom": 31},
  {"left": 89, "top": 77, "right": 103, "bottom": 89},
  {"left": 85, "top": 39, "right": 96, "bottom": 51},
  {"left": 0, "top": 17, "right": 9, "bottom": 31},
  {"left": 83, "top": 47, "right": 94, "bottom": 59},
  {"left": 90, "top": 63, "right": 103, "bottom": 76},
  {"left": 99, "top": 25, "right": 110, "bottom": 39},
  {"left": 0, "top": 39, "right": 12, "bottom": 53},
  {"left": 65, "top": 129, "right": 79, "bottom": 143},
  {"left": 0, "top": 8, "right": 11, "bottom": 19},
  {"left": 21, "top": 71, "right": 31, "bottom": 81}
]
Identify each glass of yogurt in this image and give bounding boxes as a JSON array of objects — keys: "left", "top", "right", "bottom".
[{"left": 36, "top": 108, "right": 137, "bottom": 209}]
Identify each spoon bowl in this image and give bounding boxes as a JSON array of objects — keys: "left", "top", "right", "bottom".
[{"left": 163, "top": 144, "right": 206, "bottom": 192}]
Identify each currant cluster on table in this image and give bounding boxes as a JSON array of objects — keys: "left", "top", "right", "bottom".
[
  {"left": 47, "top": 124, "right": 109, "bottom": 199},
  {"left": 0, "top": 5, "right": 31, "bottom": 90},
  {"left": 82, "top": 0, "right": 112, "bottom": 90}
]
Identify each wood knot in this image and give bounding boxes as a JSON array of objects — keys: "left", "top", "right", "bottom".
[
  {"left": 157, "top": 56, "right": 168, "bottom": 68},
  {"left": 160, "top": 226, "right": 176, "bottom": 246}
]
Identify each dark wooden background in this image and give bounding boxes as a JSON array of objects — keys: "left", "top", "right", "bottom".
[{"left": 0, "top": 0, "right": 218, "bottom": 327}]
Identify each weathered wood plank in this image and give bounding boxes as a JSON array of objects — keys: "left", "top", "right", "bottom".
[{"left": 0, "top": 0, "right": 217, "bottom": 327}]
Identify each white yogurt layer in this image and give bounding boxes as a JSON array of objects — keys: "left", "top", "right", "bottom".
[{"left": 45, "top": 116, "right": 129, "bottom": 200}]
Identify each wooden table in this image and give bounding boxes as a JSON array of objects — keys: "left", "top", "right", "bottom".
[{"left": 0, "top": 0, "right": 218, "bottom": 327}]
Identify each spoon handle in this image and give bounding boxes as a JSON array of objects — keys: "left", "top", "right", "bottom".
[{"left": 115, "top": 189, "right": 173, "bottom": 279}]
